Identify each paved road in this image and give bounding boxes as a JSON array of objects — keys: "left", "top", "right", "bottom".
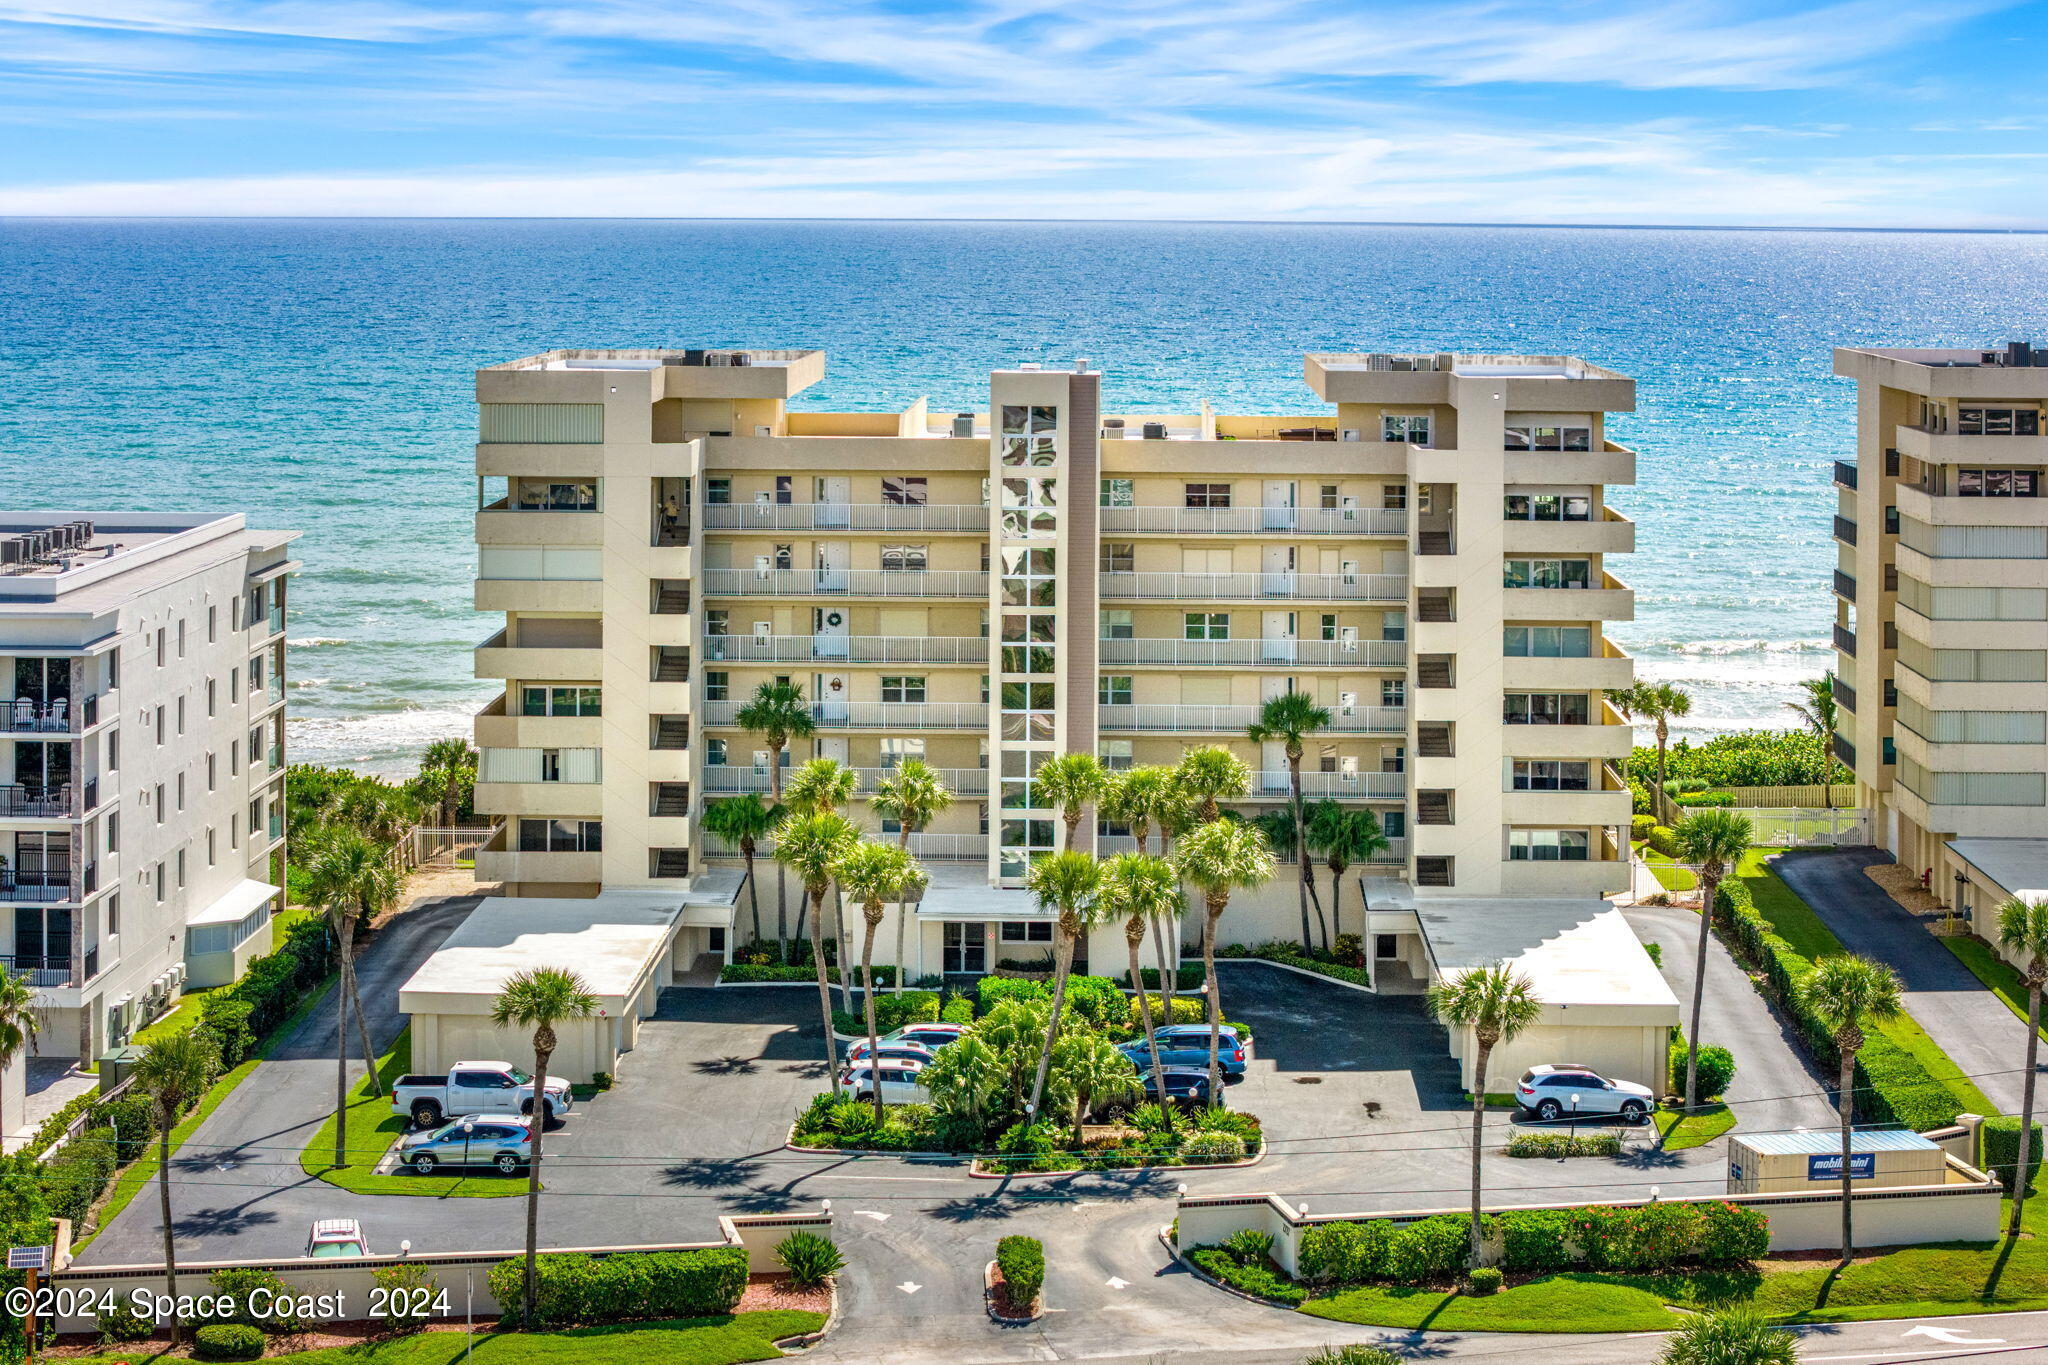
[{"left": 1775, "top": 848, "right": 2032, "bottom": 1113}]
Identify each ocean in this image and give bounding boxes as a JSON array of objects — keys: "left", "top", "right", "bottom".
[{"left": 6, "top": 218, "right": 2047, "bottom": 774}]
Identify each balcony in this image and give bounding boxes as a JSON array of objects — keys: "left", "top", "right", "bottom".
[
  {"left": 0, "top": 783, "right": 84, "bottom": 819},
  {"left": 1833, "top": 460, "right": 1858, "bottom": 491},
  {"left": 474, "top": 826, "right": 603, "bottom": 885},
  {"left": 705, "top": 831, "right": 988, "bottom": 862},
  {"left": 1501, "top": 638, "right": 1633, "bottom": 692},
  {"left": 1833, "top": 569, "right": 1857, "bottom": 601},
  {"left": 1098, "top": 506, "right": 1408, "bottom": 536},
  {"left": 1836, "top": 678, "right": 1857, "bottom": 713},
  {"left": 0, "top": 954, "right": 70, "bottom": 988},
  {"left": 705, "top": 635, "right": 986, "bottom": 665},
  {"left": 1502, "top": 508, "right": 1636, "bottom": 557},
  {"left": 703, "top": 504, "right": 989, "bottom": 533},
  {"left": 702, "top": 569, "right": 989, "bottom": 599},
  {"left": 0, "top": 867, "right": 78, "bottom": 902},
  {"left": 1097, "top": 704, "right": 1405, "bottom": 734},
  {"left": 1, "top": 693, "right": 104, "bottom": 736},
  {"left": 1895, "top": 422, "right": 2048, "bottom": 467},
  {"left": 1099, "top": 572, "right": 1407, "bottom": 603},
  {"left": 701, "top": 699, "right": 989, "bottom": 730},
  {"left": 1833, "top": 733, "right": 1857, "bottom": 769},
  {"left": 474, "top": 621, "right": 604, "bottom": 681},
  {"left": 1097, "top": 638, "right": 1407, "bottom": 668},
  {"left": 1833, "top": 622, "right": 1857, "bottom": 657},
  {"left": 702, "top": 766, "right": 990, "bottom": 796},
  {"left": 1246, "top": 770, "right": 1405, "bottom": 800},
  {"left": 1501, "top": 572, "right": 1634, "bottom": 622},
  {"left": 1834, "top": 515, "right": 1858, "bottom": 547}
]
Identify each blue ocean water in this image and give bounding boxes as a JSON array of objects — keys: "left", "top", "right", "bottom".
[{"left": 5, "top": 219, "right": 2047, "bottom": 773}]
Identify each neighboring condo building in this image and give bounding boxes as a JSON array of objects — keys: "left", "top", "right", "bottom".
[
  {"left": 467, "top": 348, "right": 1643, "bottom": 980},
  {"left": 1832, "top": 343, "right": 2048, "bottom": 936},
  {"left": 0, "top": 512, "right": 298, "bottom": 1083}
]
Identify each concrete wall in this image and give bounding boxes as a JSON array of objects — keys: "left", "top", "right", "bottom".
[{"left": 1453, "top": 1015, "right": 1672, "bottom": 1096}]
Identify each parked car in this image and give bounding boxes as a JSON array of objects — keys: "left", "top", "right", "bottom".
[
  {"left": 400, "top": 1114, "right": 535, "bottom": 1175},
  {"left": 1516, "top": 1064, "right": 1653, "bottom": 1123},
  {"left": 1118, "top": 1024, "right": 1248, "bottom": 1077},
  {"left": 847, "top": 1023, "right": 968, "bottom": 1060},
  {"left": 843, "top": 1041, "right": 936, "bottom": 1068},
  {"left": 841, "top": 1059, "right": 932, "bottom": 1105},
  {"left": 305, "top": 1219, "right": 369, "bottom": 1258},
  {"left": 392, "top": 1061, "right": 573, "bottom": 1128},
  {"left": 1135, "top": 1065, "right": 1213, "bottom": 1106}
]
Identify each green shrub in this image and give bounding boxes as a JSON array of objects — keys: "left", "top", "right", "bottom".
[
  {"left": 93, "top": 1093, "right": 159, "bottom": 1163},
  {"left": 1643, "top": 941, "right": 1662, "bottom": 967},
  {"left": 1188, "top": 1246, "right": 1304, "bottom": 1305},
  {"left": 1126, "top": 1103, "right": 1170, "bottom": 1135},
  {"left": 833, "top": 990, "right": 940, "bottom": 1037},
  {"left": 1982, "top": 1116, "right": 2043, "bottom": 1197},
  {"left": 1504, "top": 1130, "right": 1621, "bottom": 1159},
  {"left": 193, "top": 1324, "right": 264, "bottom": 1362},
  {"left": 96, "top": 1300, "right": 153, "bottom": 1344},
  {"left": 1675, "top": 791, "right": 1736, "bottom": 807},
  {"left": 1238, "top": 942, "right": 1373, "bottom": 988},
  {"left": 590, "top": 1072, "right": 613, "bottom": 1091},
  {"left": 1299, "top": 1347, "right": 1401, "bottom": 1365},
  {"left": 1698, "top": 1201, "right": 1770, "bottom": 1266},
  {"left": 996, "top": 1235, "right": 1045, "bottom": 1305},
  {"left": 1385, "top": 1215, "right": 1468, "bottom": 1282},
  {"left": 977, "top": 976, "right": 1050, "bottom": 1014},
  {"left": 775, "top": 1231, "right": 846, "bottom": 1289},
  {"left": 1297, "top": 1221, "right": 1365, "bottom": 1285},
  {"left": 1635, "top": 729, "right": 1841, "bottom": 789},
  {"left": 194, "top": 996, "right": 259, "bottom": 1068},
  {"left": 210, "top": 1267, "right": 308, "bottom": 1332},
  {"left": 1500, "top": 1209, "right": 1572, "bottom": 1273},
  {"left": 485, "top": 1248, "right": 747, "bottom": 1327},
  {"left": 38, "top": 1126, "right": 117, "bottom": 1224},
  {"left": 1182, "top": 1131, "right": 1247, "bottom": 1164},
  {"left": 372, "top": 1263, "right": 437, "bottom": 1334},
  {"left": 1631, "top": 814, "right": 1657, "bottom": 842},
  {"left": 1121, "top": 965, "right": 1206, "bottom": 991},
  {"left": 1222, "top": 1228, "right": 1275, "bottom": 1267},
  {"left": 1061, "top": 976, "right": 1126, "bottom": 1028},
  {"left": 1465, "top": 1266, "right": 1503, "bottom": 1296},
  {"left": 719, "top": 963, "right": 893, "bottom": 985},
  {"left": 1646, "top": 825, "right": 1680, "bottom": 858},
  {"left": 940, "top": 997, "right": 974, "bottom": 1024},
  {"left": 1668, "top": 1042, "right": 1736, "bottom": 1100}
]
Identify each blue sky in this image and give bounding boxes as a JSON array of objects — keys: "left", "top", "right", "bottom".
[{"left": 3, "top": 0, "right": 2046, "bottom": 223}]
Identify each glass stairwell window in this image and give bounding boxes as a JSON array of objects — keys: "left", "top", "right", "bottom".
[{"left": 1504, "top": 559, "right": 1593, "bottom": 589}]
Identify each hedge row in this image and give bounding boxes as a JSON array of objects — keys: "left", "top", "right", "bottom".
[
  {"left": 1119, "top": 965, "right": 1207, "bottom": 992},
  {"left": 1216, "top": 941, "right": 1373, "bottom": 989},
  {"left": 192, "top": 915, "right": 336, "bottom": 1068},
  {"left": 1983, "top": 1116, "right": 2042, "bottom": 1197},
  {"left": 485, "top": 1248, "right": 747, "bottom": 1327},
  {"left": 720, "top": 963, "right": 898, "bottom": 986},
  {"left": 1712, "top": 877, "right": 1963, "bottom": 1130}
]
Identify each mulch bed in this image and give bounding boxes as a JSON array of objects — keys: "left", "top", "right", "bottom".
[{"left": 987, "top": 1265, "right": 1040, "bottom": 1321}]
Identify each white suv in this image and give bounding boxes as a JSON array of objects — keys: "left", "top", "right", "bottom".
[{"left": 1516, "top": 1064, "right": 1654, "bottom": 1123}]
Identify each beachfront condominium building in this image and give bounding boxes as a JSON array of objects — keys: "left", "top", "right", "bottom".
[
  {"left": 1832, "top": 343, "right": 2048, "bottom": 932},
  {"left": 468, "top": 347, "right": 1641, "bottom": 983},
  {"left": 0, "top": 512, "right": 299, "bottom": 1088}
]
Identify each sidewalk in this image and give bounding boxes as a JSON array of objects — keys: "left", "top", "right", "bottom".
[{"left": 3, "top": 1057, "right": 99, "bottom": 1153}]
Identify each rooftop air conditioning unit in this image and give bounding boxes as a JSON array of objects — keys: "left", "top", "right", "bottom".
[
  {"left": 1019, "top": 362, "right": 1041, "bottom": 371},
  {"left": 1142, "top": 422, "right": 1167, "bottom": 440},
  {"left": 951, "top": 414, "right": 975, "bottom": 438},
  {"left": 1103, "top": 419, "right": 1125, "bottom": 439},
  {"left": 732, "top": 352, "right": 752, "bottom": 367},
  {"left": 1072, "top": 358, "right": 1091, "bottom": 373}
]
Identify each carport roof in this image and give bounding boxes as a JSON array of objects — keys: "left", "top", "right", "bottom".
[
  {"left": 1420, "top": 898, "right": 1677, "bottom": 1011},
  {"left": 399, "top": 893, "right": 683, "bottom": 1007},
  {"left": 908, "top": 862, "right": 1041, "bottom": 920},
  {"left": 1948, "top": 838, "right": 2048, "bottom": 904}
]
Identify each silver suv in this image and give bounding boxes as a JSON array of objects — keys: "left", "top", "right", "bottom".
[
  {"left": 400, "top": 1113, "right": 534, "bottom": 1175},
  {"left": 1515, "top": 1064, "right": 1654, "bottom": 1123}
]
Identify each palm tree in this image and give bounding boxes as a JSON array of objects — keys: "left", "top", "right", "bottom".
[
  {"left": 1062, "top": 1030, "right": 1141, "bottom": 1147},
  {"left": 1174, "top": 745, "right": 1251, "bottom": 823},
  {"left": 1034, "top": 753, "right": 1107, "bottom": 852},
  {"left": 774, "top": 811, "right": 860, "bottom": 1093},
  {"left": 1174, "top": 819, "right": 1276, "bottom": 1102},
  {"left": 736, "top": 681, "right": 814, "bottom": 958},
  {"left": 1798, "top": 954, "right": 1903, "bottom": 1262},
  {"left": 1102, "top": 765, "right": 1188, "bottom": 1008},
  {"left": 833, "top": 839, "right": 922, "bottom": 1123},
  {"left": 1998, "top": 897, "right": 2048, "bottom": 1237},
  {"left": 490, "top": 968, "right": 599, "bottom": 1327},
  {"left": 132, "top": 1031, "right": 215, "bottom": 1346},
  {"left": 301, "top": 828, "right": 402, "bottom": 1120},
  {"left": 1615, "top": 681, "right": 1692, "bottom": 806},
  {"left": 332, "top": 778, "right": 423, "bottom": 846},
  {"left": 1658, "top": 1307, "right": 1799, "bottom": 1365},
  {"left": 783, "top": 757, "right": 860, "bottom": 959},
  {"left": 1672, "top": 810, "right": 1754, "bottom": 1111},
  {"left": 0, "top": 967, "right": 41, "bottom": 1146},
  {"left": 702, "top": 796, "right": 777, "bottom": 951},
  {"left": 1305, "top": 802, "right": 1388, "bottom": 946},
  {"left": 413, "top": 737, "right": 478, "bottom": 826},
  {"left": 1023, "top": 851, "right": 1106, "bottom": 1118},
  {"left": 1100, "top": 852, "right": 1184, "bottom": 1137},
  {"left": 1785, "top": 676, "right": 1840, "bottom": 809},
  {"left": 872, "top": 760, "right": 952, "bottom": 991},
  {"left": 1248, "top": 691, "right": 1334, "bottom": 952},
  {"left": 1428, "top": 963, "right": 1543, "bottom": 1268}
]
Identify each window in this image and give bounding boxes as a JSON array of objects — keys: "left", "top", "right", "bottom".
[
  {"left": 153, "top": 705, "right": 164, "bottom": 745},
  {"left": 1183, "top": 483, "right": 1231, "bottom": 509},
  {"left": 1101, "top": 739, "right": 1132, "bottom": 771},
  {"left": 774, "top": 475, "right": 793, "bottom": 505},
  {"left": 1320, "top": 613, "right": 1339, "bottom": 642},
  {"left": 518, "top": 818, "right": 603, "bottom": 852},
  {"left": 1510, "top": 829, "right": 1591, "bottom": 861},
  {"left": 176, "top": 696, "right": 186, "bottom": 736},
  {"left": 176, "top": 849, "right": 185, "bottom": 888},
  {"left": 771, "top": 544, "right": 794, "bottom": 571},
  {"left": 153, "top": 862, "right": 165, "bottom": 902},
  {"left": 1510, "top": 760, "right": 1591, "bottom": 791},
  {"left": 207, "top": 679, "right": 217, "bottom": 717},
  {"left": 706, "top": 737, "right": 728, "bottom": 765},
  {"left": 1958, "top": 407, "right": 2042, "bottom": 436},
  {"left": 1100, "top": 479, "right": 1134, "bottom": 508},
  {"left": 1184, "top": 612, "right": 1229, "bottom": 641},
  {"left": 880, "top": 544, "right": 928, "bottom": 573},
  {"left": 882, "top": 476, "right": 927, "bottom": 505},
  {"left": 1504, "top": 425, "right": 1592, "bottom": 451},
  {"left": 155, "top": 628, "right": 165, "bottom": 667},
  {"left": 1320, "top": 484, "right": 1341, "bottom": 510},
  {"left": 1503, "top": 626, "right": 1594, "bottom": 657},
  {"left": 1100, "top": 610, "right": 1133, "bottom": 640},
  {"left": 1000, "top": 612, "right": 1056, "bottom": 673},
  {"left": 706, "top": 478, "right": 731, "bottom": 505},
  {"left": 1099, "top": 675, "right": 1133, "bottom": 706},
  {"left": 1100, "top": 542, "right": 1134, "bottom": 573},
  {"left": 1383, "top": 810, "right": 1406, "bottom": 839},
  {"left": 230, "top": 740, "right": 241, "bottom": 774},
  {"left": 880, "top": 737, "right": 925, "bottom": 769},
  {"left": 176, "top": 772, "right": 185, "bottom": 811},
  {"left": 704, "top": 672, "right": 729, "bottom": 703},
  {"left": 521, "top": 685, "right": 601, "bottom": 716},
  {"left": 207, "top": 828, "right": 216, "bottom": 867},
  {"left": 1382, "top": 611, "right": 1406, "bottom": 642},
  {"left": 107, "top": 892, "right": 118, "bottom": 936},
  {"left": 231, "top": 813, "right": 239, "bottom": 848},
  {"left": 1383, "top": 484, "right": 1408, "bottom": 510},
  {"left": 1381, "top": 679, "right": 1406, "bottom": 707},
  {"left": 1503, "top": 493, "right": 1592, "bottom": 521},
  {"left": 1000, "top": 921, "right": 1056, "bottom": 944},
  {"left": 208, "top": 605, "right": 218, "bottom": 643},
  {"left": 1504, "top": 559, "right": 1593, "bottom": 589},
  {"left": 1382, "top": 415, "right": 1431, "bottom": 445},
  {"left": 705, "top": 609, "right": 728, "bottom": 637},
  {"left": 881, "top": 676, "right": 927, "bottom": 704},
  {"left": 153, "top": 783, "right": 165, "bottom": 824},
  {"left": 107, "top": 730, "right": 117, "bottom": 774},
  {"left": 1504, "top": 693, "right": 1591, "bottom": 725},
  {"left": 106, "top": 812, "right": 118, "bottom": 854},
  {"left": 1957, "top": 468, "right": 2043, "bottom": 497},
  {"left": 230, "top": 667, "right": 240, "bottom": 703}
]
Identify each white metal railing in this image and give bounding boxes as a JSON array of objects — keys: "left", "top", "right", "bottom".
[
  {"left": 1098, "top": 637, "right": 1406, "bottom": 668},
  {"left": 704, "top": 831, "right": 989, "bottom": 861},
  {"left": 704, "top": 635, "right": 986, "bottom": 665},
  {"left": 701, "top": 765, "right": 989, "bottom": 795},
  {"left": 1100, "top": 506, "right": 1409, "bottom": 536},
  {"left": 702, "top": 569, "right": 989, "bottom": 598},
  {"left": 1097, "top": 704, "right": 1405, "bottom": 734},
  {"left": 1248, "top": 770, "right": 1406, "bottom": 800},
  {"left": 1100, "top": 572, "right": 1406, "bottom": 602},
  {"left": 1095, "top": 833, "right": 1408, "bottom": 862},
  {"left": 701, "top": 700, "right": 989, "bottom": 729},
  {"left": 703, "top": 504, "right": 989, "bottom": 532}
]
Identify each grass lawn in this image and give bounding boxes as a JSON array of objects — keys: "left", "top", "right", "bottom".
[
  {"left": 1944, "top": 935, "right": 2048, "bottom": 1043},
  {"left": 300, "top": 1028, "right": 529, "bottom": 1198},
  {"left": 1303, "top": 1274, "right": 1682, "bottom": 1332},
  {"left": 59, "top": 1311, "right": 825, "bottom": 1365},
  {"left": 134, "top": 985, "right": 223, "bottom": 1046},
  {"left": 1634, "top": 844, "right": 1698, "bottom": 893},
  {"left": 1654, "top": 1102, "right": 1736, "bottom": 1150}
]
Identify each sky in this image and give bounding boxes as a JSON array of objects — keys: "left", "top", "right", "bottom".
[{"left": 2, "top": 0, "right": 2046, "bottom": 224}]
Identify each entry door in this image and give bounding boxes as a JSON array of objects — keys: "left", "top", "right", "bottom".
[
  {"left": 1260, "top": 610, "right": 1297, "bottom": 663},
  {"left": 1263, "top": 480, "right": 1297, "bottom": 531},
  {"left": 814, "top": 477, "right": 850, "bottom": 528},
  {"left": 816, "top": 735, "right": 849, "bottom": 764},
  {"left": 1260, "top": 740, "right": 1288, "bottom": 791},
  {"left": 1261, "top": 544, "right": 1296, "bottom": 596},
  {"left": 944, "top": 922, "right": 986, "bottom": 974},
  {"left": 814, "top": 541, "right": 850, "bottom": 591},
  {"left": 813, "top": 606, "right": 850, "bottom": 660},
  {"left": 814, "top": 673, "right": 849, "bottom": 724}
]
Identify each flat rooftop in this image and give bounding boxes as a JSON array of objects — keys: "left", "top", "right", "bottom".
[
  {"left": 1949, "top": 838, "right": 2048, "bottom": 903},
  {"left": 399, "top": 894, "right": 682, "bottom": 1005},
  {"left": 486, "top": 348, "right": 821, "bottom": 372},
  {"left": 1308, "top": 352, "right": 1624, "bottom": 381},
  {"left": 1421, "top": 898, "right": 1678, "bottom": 1012},
  {"left": 0, "top": 511, "right": 299, "bottom": 613},
  {"left": 1837, "top": 342, "right": 2048, "bottom": 371}
]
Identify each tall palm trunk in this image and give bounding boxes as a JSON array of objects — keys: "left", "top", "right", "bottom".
[
  {"left": 334, "top": 916, "right": 353, "bottom": 1166},
  {"left": 1467, "top": 1039, "right": 1493, "bottom": 1268},
  {"left": 861, "top": 901, "right": 886, "bottom": 1125},
  {"left": 1128, "top": 928, "right": 1174, "bottom": 1138},
  {"left": 346, "top": 900, "right": 381, "bottom": 1095},
  {"left": 1327, "top": 858, "right": 1347, "bottom": 946},
  {"left": 2012, "top": 973, "right": 2042, "bottom": 1237},
  {"left": 771, "top": 742, "right": 791, "bottom": 955},
  {"left": 521, "top": 1033, "right": 554, "bottom": 1325},
  {"left": 1287, "top": 748, "right": 1314, "bottom": 951},
  {"left": 1026, "top": 928, "right": 1076, "bottom": 1117},
  {"left": 157, "top": 1114, "right": 180, "bottom": 1344},
  {"left": 1685, "top": 866, "right": 1716, "bottom": 1111},
  {"left": 1836, "top": 1037, "right": 1858, "bottom": 1260},
  {"left": 893, "top": 825, "right": 911, "bottom": 994},
  {"left": 743, "top": 842, "right": 762, "bottom": 946},
  {"left": 807, "top": 884, "right": 839, "bottom": 1095},
  {"left": 1655, "top": 720, "right": 1671, "bottom": 805},
  {"left": 1204, "top": 899, "right": 1226, "bottom": 1107}
]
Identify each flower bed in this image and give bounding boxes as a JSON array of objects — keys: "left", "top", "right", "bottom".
[{"left": 1215, "top": 941, "right": 1372, "bottom": 989}]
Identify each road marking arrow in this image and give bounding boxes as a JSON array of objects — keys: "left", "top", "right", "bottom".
[
  {"left": 1904, "top": 1325, "right": 2005, "bottom": 1345},
  {"left": 897, "top": 1281, "right": 922, "bottom": 1295},
  {"left": 1104, "top": 1276, "right": 1130, "bottom": 1290},
  {"left": 854, "top": 1210, "right": 890, "bottom": 1222}
]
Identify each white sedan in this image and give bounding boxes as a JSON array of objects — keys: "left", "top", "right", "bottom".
[{"left": 1515, "top": 1064, "right": 1654, "bottom": 1123}]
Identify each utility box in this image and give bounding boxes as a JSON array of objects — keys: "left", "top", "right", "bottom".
[
  {"left": 1728, "top": 1129, "right": 1948, "bottom": 1194},
  {"left": 97, "top": 1045, "right": 145, "bottom": 1093}
]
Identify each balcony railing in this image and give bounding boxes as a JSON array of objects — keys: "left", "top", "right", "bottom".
[
  {"left": 1834, "top": 515, "right": 1858, "bottom": 547},
  {"left": 1098, "top": 637, "right": 1407, "bottom": 668},
  {"left": 1100, "top": 572, "right": 1406, "bottom": 602},
  {"left": 1099, "top": 506, "right": 1409, "bottom": 536},
  {"left": 701, "top": 700, "right": 989, "bottom": 730},
  {"left": 1833, "top": 733, "right": 1856, "bottom": 769},
  {"left": 1833, "top": 460, "right": 1858, "bottom": 491},
  {"left": 703, "top": 504, "right": 989, "bottom": 532},
  {"left": 1, "top": 693, "right": 103, "bottom": 735},
  {"left": 706, "top": 831, "right": 988, "bottom": 861},
  {"left": 1836, "top": 679, "right": 1857, "bottom": 713},
  {"left": 1833, "top": 622, "right": 1857, "bottom": 657},
  {"left": 702, "top": 766, "right": 990, "bottom": 796},
  {"left": 1246, "top": 771, "right": 1406, "bottom": 800},
  {"left": 702, "top": 569, "right": 989, "bottom": 599},
  {"left": 0, "top": 868, "right": 74, "bottom": 902},
  {"left": 705, "top": 635, "right": 987, "bottom": 665},
  {"left": 1832, "top": 569, "right": 1856, "bottom": 601},
  {"left": 1098, "top": 704, "right": 1406, "bottom": 734},
  {"left": 0, "top": 784, "right": 74, "bottom": 818},
  {"left": 0, "top": 954, "right": 70, "bottom": 988}
]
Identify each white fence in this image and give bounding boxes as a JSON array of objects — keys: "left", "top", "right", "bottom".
[
  {"left": 410, "top": 826, "right": 494, "bottom": 867},
  {"left": 1731, "top": 807, "right": 1869, "bottom": 848}
]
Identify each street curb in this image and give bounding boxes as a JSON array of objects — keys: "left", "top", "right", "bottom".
[
  {"left": 1160, "top": 1226, "right": 1299, "bottom": 1311},
  {"left": 783, "top": 1122, "right": 964, "bottom": 1162},
  {"left": 969, "top": 1144, "right": 1266, "bottom": 1179},
  {"left": 771, "top": 1278, "right": 839, "bottom": 1352},
  {"left": 984, "top": 1258, "right": 1042, "bottom": 1323}
]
